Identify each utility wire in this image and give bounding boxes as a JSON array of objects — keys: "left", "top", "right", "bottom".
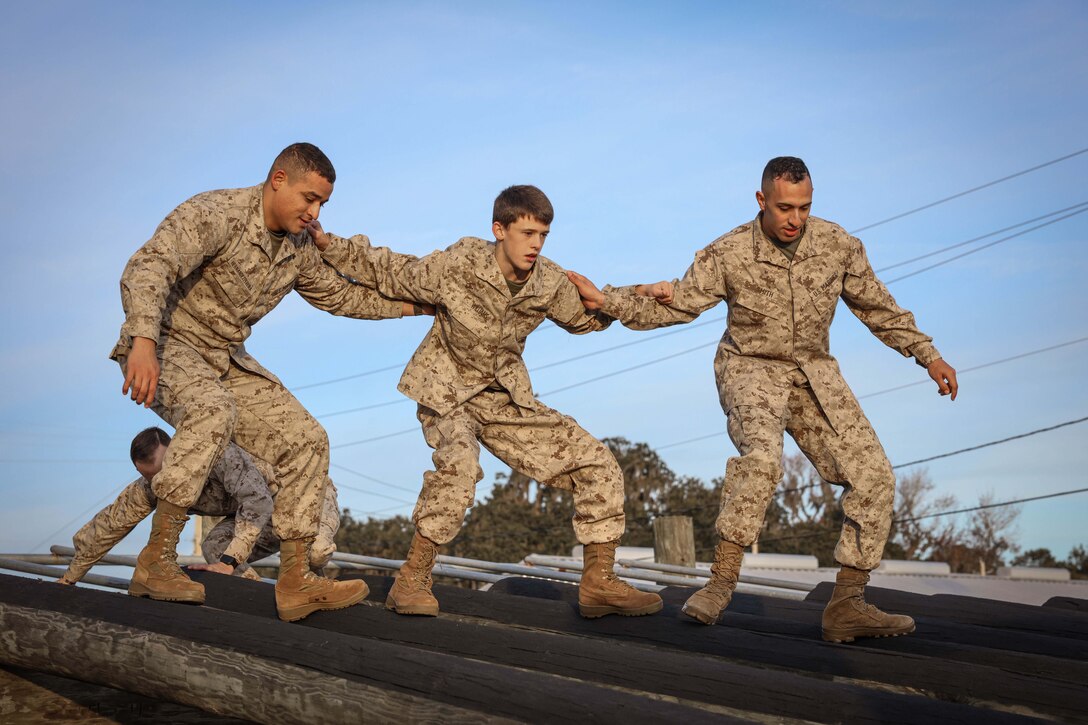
[
  {"left": 857, "top": 336, "right": 1088, "bottom": 400},
  {"left": 330, "top": 462, "right": 420, "bottom": 495},
  {"left": 885, "top": 206, "right": 1088, "bottom": 284},
  {"left": 315, "top": 315, "right": 726, "bottom": 418},
  {"left": 294, "top": 160, "right": 1088, "bottom": 397},
  {"left": 757, "top": 485, "right": 1088, "bottom": 544},
  {"left": 653, "top": 338, "right": 1088, "bottom": 452},
  {"left": 849, "top": 147, "right": 1088, "bottom": 233},
  {"left": 773, "top": 415, "right": 1088, "bottom": 499},
  {"left": 31, "top": 482, "right": 129, "bottom": 552},
  {"left": 875, "top": 201, "right": 1088, "bottom": 273},
  {"left": 313, "top": 203, "right": 1082, "bottom": 418}
]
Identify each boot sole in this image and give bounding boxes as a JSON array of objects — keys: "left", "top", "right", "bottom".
[
  {"left": 128, "top": 583, "right": 204, "bottom": 605},
  {"left": 821, "top": 623, "right": 916, "bottom": 643},
  {"left": 385, "top": 596, "right": 439, "bottom": 616},
  {"left": 681, "top": 603, "right": 720, "bottom": 625},
  {"left": 277, "top": 586, "right": 369, "bottom": 623},
  {"left": 579, "top": 600, "right": 664, "bottom": 619}
]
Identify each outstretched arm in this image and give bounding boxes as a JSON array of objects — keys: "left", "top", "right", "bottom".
[
  {"left": 315, "top": 223, "right": 444, "bottom": 306},
  {"left": 568, "top": 245, "right": 725, "bottom": 331},
  {"left": 841, "top": 236, "right": 956, "bottom": 402},
  {"left": 58, "top": 480, "right": 155, "bottom": 584}
]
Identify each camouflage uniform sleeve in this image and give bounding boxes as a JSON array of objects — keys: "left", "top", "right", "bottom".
[
  {"left": 548, "top": 273, "right": 613, "bottom": 335},
  {"left": 311, "top": 478, "right": 340, "bottom": 569},
  {"left": 841, "top": 237, "right": 941, "bottom": 366},
  {"left": 62, "top": 479, "right": 156, "bottom": 583},
  {"left": 321, "top": 233, "right": 444, "bottom": 306},
  {"left": 211, "top": 446, "right": 274, "bottom": 564},
  {"left": 292, "top": 241, "right": 405, "bottom": 320},
  {"left": 119, "top": 197, "right": 228, "bottom": 342},
  {"left": 599, "top": 245, "right": 727, "bottom": 330}
]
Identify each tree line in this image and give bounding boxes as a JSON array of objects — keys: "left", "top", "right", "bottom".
[{"left": 336, "top": 437, "right": 1087, "bottom": 578}]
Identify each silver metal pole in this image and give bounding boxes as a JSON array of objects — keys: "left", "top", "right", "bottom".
[{"left": 0, "top": 557, "right": 129, "bottom": 590}]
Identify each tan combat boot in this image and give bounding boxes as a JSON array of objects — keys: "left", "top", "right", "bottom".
[
  {"left": 682, "top": 539, "right": 744, "bottom": 625},
  {"left": 821, "top": 566, "right": 915, "bottom": 643},
  {"left": 579, "top": 540, "right": 664, "bottom": 618},
  {"left": 275, "top": 538, "right": 369, "bottom": 622},
  {"left": 128, "top": 500, "right": 205, "bottom": 604},
  {"left": 386, "top": 532, "right": 441, "bottom": 616}
]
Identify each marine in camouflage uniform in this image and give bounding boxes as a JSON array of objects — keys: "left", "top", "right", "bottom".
[
  {"left": 571, "top": 157, "right": 957, "bottom": 641},
  {"left": 59, "top": 443, "right": 340, "bottom": 584},
  {"left": 112, "top": 143, "right": 419, "bottom": 620},
  {"left": 320, "top": 185, "right": 663, "bottom": 619}
]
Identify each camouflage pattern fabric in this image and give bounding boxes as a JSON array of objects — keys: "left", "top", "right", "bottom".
[
  {"left": 414, "top": 390, "right": 625, "bottom": 545},
  {"left": 62, "top": 446, "right": 341, "bottom": 582},
  {"left": 320, "top": 235, "right": 623, "bottom": 545},
  {"left": 321, "top": 235, "right": 612, "bottom": 415},
  {"left": 202, "top": 477, "right": 341, "bottom": 574},
  {"left": 601, "top": 216, "right": 939, "bottom": 569},
  {"left": 717, "top": 373, "right": 894, "bottom": 570},
  {"left": 112, "top": 185, "right": 403, "bottom": 541}
]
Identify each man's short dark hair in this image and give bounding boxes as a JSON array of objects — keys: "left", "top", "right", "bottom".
[
  {"left": 493, "top": 185, "right": 554, "bottom": 226},
  {"left": 761, "top": 156, "right": 810, "bottom": 192},
  {"left": 130, "top": 427, "right": 171, "bottom": 465},
  {"left": 268, "top": 142, "right": 336, "bottom": 184}
]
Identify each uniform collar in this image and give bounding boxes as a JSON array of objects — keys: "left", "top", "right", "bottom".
[
  {"left": 475, "top": 240, "right": 544, "bottom": 299},
  {"left": 752, "top": 213, "right": 823, "bottom": 266},
  {"left": 247, "top": 184, "right": 300, "bottom": 263}
]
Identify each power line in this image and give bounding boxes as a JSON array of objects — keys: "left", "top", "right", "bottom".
[
  {"left": 31, "top": 482, "right": 129, "bottom": 552},
  {"left": 773, "top": 415, "right": 1088, "bottom": 499},
  {"left": 538, "top": 340, "right": 717, "bottom": 397},
  {"left": 329, "top": 462, "right": 420, "bottom": 495},
  {"left": 653, "top": 338, "right": 1088, "bottom": 452},
  {"left": 315, "top": 315, "right": 727, "bottom": 418},
  {"left": 292, "top": 152, "right": 1088, "bottom": 396},
  {"left": 849, "top": 147, "right": 1088, "bottom": 233},
  {"left": 757, "top": 485, "right": 1088, "bottom": 544},
  {"left": 890, "top": 416, "right": 1088, "bottom": 470},
  {"left": 885, "top": 206, "right": 1088, "bottom": 284},
  {"left": 857, "top": 336, "right": 1088, "bottom": 401},
  {"left": 875, "top": 201, "right": 1088, "bottom": 273}
]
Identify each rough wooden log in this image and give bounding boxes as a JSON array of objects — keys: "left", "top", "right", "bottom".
[
  {"left": 196, "top": 571, "right": 1049, "bottom": 725},
  {"left": 368, "top": 575, "right": 1086, "bottom": 722},
  {"left": 0, "top": 573, "right": 729, "bottom": 724},
  {"left": 0, "top": 664, "right": 249, "bottom": 723}
]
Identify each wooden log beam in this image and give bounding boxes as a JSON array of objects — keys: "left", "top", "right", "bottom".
[
  {"left": 192, "top": 571, "right": 1048, "bottom": 724},
  {"left": 0, "top": 574, "right": 730, "bottom": 724},
  {"left": 383, "top": 575, "right": 1087, "bottom": 721}
]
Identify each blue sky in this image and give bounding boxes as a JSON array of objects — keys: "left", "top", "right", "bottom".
[{"left": 1, "top": 1, "right": 1086, "bottom": 563}]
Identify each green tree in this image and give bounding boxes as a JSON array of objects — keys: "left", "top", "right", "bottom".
[
  {"left": 1012, "top": 548, "right": 1062, "bottom": 568},
  {"left": 335, "top": 509, "right": 414, "bottom": 559}
]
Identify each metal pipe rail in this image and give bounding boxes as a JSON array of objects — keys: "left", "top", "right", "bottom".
[
  {"left": 0, "top": 557, "right": 129, "bottom": 590},
  {"left": 47, "top": 546, "right": 505, "bottom": 586},
  {"left": 524, "top": 554, "right": 815, "bottom": 593}
]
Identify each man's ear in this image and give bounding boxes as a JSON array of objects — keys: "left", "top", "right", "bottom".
[
  {"left": 492, "top": 220, "right": 506, "bottom": 240},
  {"left": 755, "top": 190, "right": 766, "bottom": 211},
  {"left": 270, "top": 169, "right": 288, "bottom": 191}
]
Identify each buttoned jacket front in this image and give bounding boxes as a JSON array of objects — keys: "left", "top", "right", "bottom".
[
  {"left": 112, "top": 185, "right": 402, "bottom": 383},
  {"left": 602, "top": 216, "right": 940, "bottom": 432},
  {"left": 322, "top": 235, "right": 611, "bottom": 415}
]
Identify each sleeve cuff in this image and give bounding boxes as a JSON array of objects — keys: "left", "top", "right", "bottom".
[{"left": 909, "top": 342, "right": 941, "bottom": 367}]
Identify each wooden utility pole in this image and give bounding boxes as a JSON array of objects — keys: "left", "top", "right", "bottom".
[{"left": 653, "top": 516, "right": 696, "bottom": 568}]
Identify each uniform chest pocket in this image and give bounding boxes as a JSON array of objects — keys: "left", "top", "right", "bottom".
[
  {"left": 208, "top": 258, "right": 258, "bottom": 308},
  {"left": 731, "top": 290, "right": 783, "bottom": 323},
  {"left": 806, "top": 272, "right": 842, "bottom": 316}
]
